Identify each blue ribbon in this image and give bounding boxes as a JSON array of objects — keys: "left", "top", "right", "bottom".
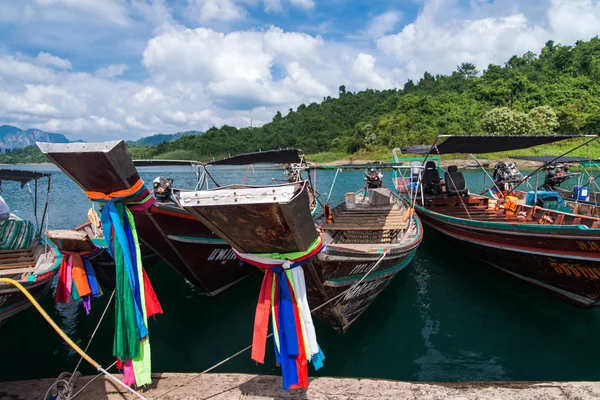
[{"left": 101, "top": 201, "right": 148, "bottom": 339}]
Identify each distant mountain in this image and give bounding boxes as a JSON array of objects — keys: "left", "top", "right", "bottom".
[
  {"left": 0, "top": 125, "right": 70, "bottom": 150},
  {"left": 127, "top": 130, "right": 203, "bottom": 147}
]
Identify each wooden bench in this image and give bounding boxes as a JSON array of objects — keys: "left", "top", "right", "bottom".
[{"left": 321, "top": 222, "right": 408, "bottom": 231}]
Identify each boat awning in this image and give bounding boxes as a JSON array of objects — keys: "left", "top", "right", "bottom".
[
  {"left": 208, "top": 149, "right": 302, "bottom": 166},
  {"left": 402, "top": 135, "right": 595, "bottom": 155},
  {"left": 509, "top": 155, "right": 599, "bottom": 163},
  {"left": 0, "top": 169, "right": 51, "bottom": 188},
  {"left": 134, "top": 159, "right": 203, "bottom": 167}
]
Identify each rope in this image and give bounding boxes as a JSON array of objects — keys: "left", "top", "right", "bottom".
[
  {"left": 67, "top": 290, "right": 116, "bottom": 387},
  {"left": 155, "top": 250, "right": 389, "bottom": 399},
  {"left": 70, "top": 360, "right": 118, "bottom": 399},
  {"left": 0, "top": 278, "right": 146, "bottom": 400},
  {"left": 44, "top": 371, "right": 80, "bottom": 400}
]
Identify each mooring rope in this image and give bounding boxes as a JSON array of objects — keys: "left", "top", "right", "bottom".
[
  {"left": 0, "top": 278, "right": 147, "bottom": 400},
  {"left": 155, "top": 250, "right": 390, "bottom": 399},
  {"left": 67, "top": 290, "right": 116, "bottom": 386}
]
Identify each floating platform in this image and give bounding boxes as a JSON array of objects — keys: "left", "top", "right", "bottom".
[{"left": 1, "top": 373, "right": 599, "bottom": 399}]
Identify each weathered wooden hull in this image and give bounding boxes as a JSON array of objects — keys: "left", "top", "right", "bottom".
[
  {"left": 416, "top": 205, "right": 600, "bottom": 307},
  {"left": 304, "top": 244, "right": 419, "bottom": 333},
  {"left": 135, "top": 204, "right": 252, "bottom": 295},
  {"left": 181, "top": 182, "right": 423, "bottom": 332},
  {"left": 37, "top": 141, "right": 254, "bottom": 296},
  {"left": 0, "top": 277, "right": 53, "bottom": 323}
]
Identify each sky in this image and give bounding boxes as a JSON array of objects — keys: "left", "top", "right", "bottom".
[{"left": 0, "top": 0, "right": 599, "bottom": 141}]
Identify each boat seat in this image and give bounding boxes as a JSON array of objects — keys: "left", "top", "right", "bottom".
[
  {"left": 0, "top": 248, "right": 36, "bottom": 271},
  {"left": 423, "top": 161, "right": 443, "bottom": 195},
  {"left": 445, "top": 166, "right": 468, "bottom": 196},
  {"left": 0, "top": 220, "right": 35, "bottom": 250},
  {"left": 321, "top": 222, "right": 408, "bottom": 231}
]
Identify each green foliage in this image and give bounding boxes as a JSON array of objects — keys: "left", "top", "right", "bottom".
[
  {"left": 482, "top": 106, "right": 559, "bottom": 135},
  {"left": 9, "top": 38, "right": 600, "bottom": 164},
  {"left": 0, "top": 146, "right": 47, "bottom": 164},
  {"left": 151, "top": 38, "right": 600, "bottom": 161},
  {"left": 153, "top": 150, "right": 199, "bottom": 160},
  {"left": 128, "top": 146, "right": 158, "bottom": 159}
]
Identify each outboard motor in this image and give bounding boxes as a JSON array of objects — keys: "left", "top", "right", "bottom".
[
  {"left": 410, "top": 161, "right": 422, "bottom": 184},
  {"left": 284, "top": 165, "right": 301, "bottom": 183},
  {"left": 365, "top": 167, "right": 383, "bottom": 189},
  {"left": 541, "top": 163, "right": 570, "bottom": 191},
  {"left": 492, "top": 161, "right": 521, "bottom": 192},
  {"left": 153, "top": 177, "right": 174, "bottom": 202}
]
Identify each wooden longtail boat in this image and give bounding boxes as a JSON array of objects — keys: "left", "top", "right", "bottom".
[
  {"left": 396, "top": 134, "right": 600, "bottom": 307},
  {"left": 488, "top": 158, "right": 600, "bottom": 218},
  {"left": 179, "top": 181, "right": 422, "bottom": 332},
  {"left": 46, "top": 222, "right": 160, "bottom": 290},
  {"left": 36, "top": 141, "right": 254, "bottom": 296},
  {"left": 0, "top": 170, "right": 61, "bottom": 324}
]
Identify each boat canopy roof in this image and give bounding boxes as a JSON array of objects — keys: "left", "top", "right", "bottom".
[
  {"left": 0, "top": 169, "right": 50, "bottom": 188},
  {"left": 402, "top": 135, "right": 594, "bottom": 155},
  {"left": 510, "top": 155, "right": 598, "bottom": 163},
  {"left": 208, "top": 148, "right": 302, "bottom": 166},
  {"left": 134, "top": 159, "right": 203, "bottom": 167}
]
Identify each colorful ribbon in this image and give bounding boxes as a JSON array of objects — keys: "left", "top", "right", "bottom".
[
  {"left": 87, "top": 179, "right": 162, "bottom": 387},
  {"left": 234, "top": 237, "right": 326, "bottom": 390},
  {"left": 55, "top": 247, "right": 103, "bottom": 314}
]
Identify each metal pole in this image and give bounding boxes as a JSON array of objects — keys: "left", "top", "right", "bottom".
[
  {"left": 513, "top": 135, "right": 599, "bottom": 193},
  {"left": 470, "top": 154, "right": 504, "bottom": 198}
]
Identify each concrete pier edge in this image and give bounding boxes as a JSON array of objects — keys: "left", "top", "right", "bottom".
[{"left": 1, "top": 373, "right": 599, "bottom": 399}]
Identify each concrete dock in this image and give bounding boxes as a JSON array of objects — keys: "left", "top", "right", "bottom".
[{"left": 1, "top": 373, "right": 599, "bottom": 399}]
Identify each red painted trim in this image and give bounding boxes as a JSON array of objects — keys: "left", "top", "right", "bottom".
[{"left": 150, "top": 206, "right": 199, "bottom": 221}]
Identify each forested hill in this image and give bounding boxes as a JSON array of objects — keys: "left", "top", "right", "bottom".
[
  {"left": 3, "top": 38, "right": 600, "bottom": 164},
  {"left": 153, "top": 38, "right": 600, "bottom": 160}
]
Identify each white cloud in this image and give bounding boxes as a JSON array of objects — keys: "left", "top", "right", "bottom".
[
  {"left": 95, "top": 64, "right": 128, "bottom": 78},
  {"left": 547, "top": 0, "right": 600, "bottom": 45},
  {"left": 0, "top": 56, "right": 56, "bottom": 83},
  {"left": 361, "top": 11, "right": 402, "bottom": 39},
  {"left": 143, "top": 26, "right": 327, "bottom": 108},
  {"left": 185, "top": 0, "right": 247, "bottom": 22},
  {"left": 352, "top": 53, "right": 393, "bottom": 90},
  {"left": 32, "top": 0, "right": 131, "bottom": 26},
  {"left": 35, "top": 52, "right": 72, "bottom": 69},
  {"left": 263, "top": 0, "right": 283, "bottom": 13},
  {"left": 378, "top": 1, "right": 543, "bottom": 79},
  {"left": 2, "top": 0, "right": 600, "bottom": 141},
  {"left": 185, "top": 0, "right": 315, "bottom": 21},
  {"left": 290, "top": 0, "right": 314, "bottom": 10}
]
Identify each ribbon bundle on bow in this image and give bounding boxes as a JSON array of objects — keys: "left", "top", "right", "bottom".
[
  {"left": 86, "top": 179, "right": 163, "bottom": 387},
  {"left": 55, "top": 247, "right": 103, "bottom": 314},
  {"left": 234, "top": 237, "right": 326, "bottom": 390}
]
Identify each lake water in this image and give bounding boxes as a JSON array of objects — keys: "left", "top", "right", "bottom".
[{"left": 1, "top": 164, "right": 600, "bottom": 383}]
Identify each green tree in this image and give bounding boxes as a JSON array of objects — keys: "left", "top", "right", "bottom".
[{"left": 456, "top": 62, "right": 479, "bottom": 79}]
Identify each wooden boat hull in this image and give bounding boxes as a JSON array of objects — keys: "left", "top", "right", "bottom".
[
  {"left": 37, "top": 141, "right": 254, "bottom": 296},
  {"left": 181, "top": 183, "right": 423, "bottom": 332},
  {"left": 416, "top": 205, "right": 600, "bottom": 307},
  {"left": 0, "top": 276, "right": 53, "bottom": 323},
  {"left": 0, "top": 234, "right": 61, "bottom": 324},
  {"left": 304, "top": 242, "right": 420, "bottom": 333}
]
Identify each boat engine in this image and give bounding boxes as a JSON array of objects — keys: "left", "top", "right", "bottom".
[
  {"left": 365, "top": 166, "right": 383, "bottom": 189},
  {"left": 153, "top": 176, "right": 174, "bottom": 202},
  {"left": 492, "top": 161, "right": 521, "bottom": 191},
  {"left": 541, "top": 163, "right": 570, "bottom": 190},
  {"left": 284, "top": 164, "right": 301, "bottom": 183}
]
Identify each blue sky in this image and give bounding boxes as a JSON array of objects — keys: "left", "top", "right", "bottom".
[{"left": 0, "top": 0, "right": 599, "bottom": 141}]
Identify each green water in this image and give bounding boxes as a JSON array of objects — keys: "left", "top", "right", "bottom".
[{"left": 1, "top": 164, "right": 600, "bottom": 383}]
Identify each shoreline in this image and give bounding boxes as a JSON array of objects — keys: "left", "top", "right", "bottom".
[{"left": 313, "top": 158, "right": 545, "bottom": 169}]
